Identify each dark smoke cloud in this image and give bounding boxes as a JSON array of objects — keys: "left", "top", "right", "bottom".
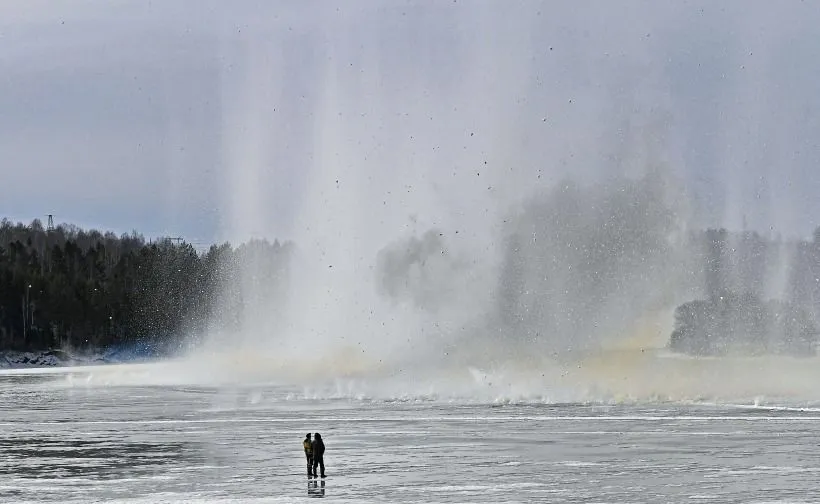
[
  {"left": 493, "top": 170, "right": 693, "bottom": 352},
  {"left": 374, "top": 168, "right": 697, "bottom": 362},
  {"left": 375, "top": 229, "right": 468, "bottom": 312}
]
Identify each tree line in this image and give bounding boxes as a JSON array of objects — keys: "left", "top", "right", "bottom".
[
  {"left": 487, "top": 173, "right": 820, "bottom": 357},
  {"left": 670, "top": 228, "right": 820, "bottom": 356},
  {"left": 0, "top": 218, "right": 291, "bottom": 354},
  {"left": 4, "top": 205, "right": 820, "bottom": 358}
]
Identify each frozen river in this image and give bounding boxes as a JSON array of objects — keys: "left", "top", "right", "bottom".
[{"left": 2, "top": 363, "right": 820, "bottom": 503}]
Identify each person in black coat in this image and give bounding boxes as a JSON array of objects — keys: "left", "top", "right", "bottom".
[{"left": 311, "top": 432, "right": 326, "bottom": 478}]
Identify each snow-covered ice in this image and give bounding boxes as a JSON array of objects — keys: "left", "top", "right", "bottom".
[{"left": 1, "top": 362, "right": 819, "bottom": 502}]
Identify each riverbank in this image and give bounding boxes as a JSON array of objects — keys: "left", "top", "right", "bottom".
[{"left": 0, "top": 346, "right": 159, "bottom": 369}]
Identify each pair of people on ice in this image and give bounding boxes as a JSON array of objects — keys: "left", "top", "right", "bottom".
[{"left": 303, "top": 432, "right": 326, "bottom": 478}]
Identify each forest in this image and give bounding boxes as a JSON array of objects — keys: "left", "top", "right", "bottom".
[
  {"left": 490, "top": 175, "right": 820, "bottom": 357},
  {"left": 3, "top": 205, "right": 820, "bottom": 358},
  {"left": 0, "top": 218, "right": 291, "bottom": 354},
  {"left": 669, "top": 228, "right": 820, "bottom": 356}
]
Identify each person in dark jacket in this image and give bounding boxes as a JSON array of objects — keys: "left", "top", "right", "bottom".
[
  {"left": 303, "top": 433, "right": 313, "bottom": 477},
  {"left": 311, "top": 432, "right": 326, "bottom": 478}
]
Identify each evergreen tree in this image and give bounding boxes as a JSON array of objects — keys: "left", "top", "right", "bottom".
[{"left": 0, "top": 219, "right": 291, "bottom": 354}]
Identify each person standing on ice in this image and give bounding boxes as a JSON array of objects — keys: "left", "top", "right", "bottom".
[
  {"left": 311, "top": 432, "right": 326, "bottom": 478},
  {"left": 303, "top": 433, "right": 313, "bottom": 477}
]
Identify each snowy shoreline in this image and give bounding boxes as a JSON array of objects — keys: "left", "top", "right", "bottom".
[{"left": 0, "top": 348, "right": 155, "bottom": 369}]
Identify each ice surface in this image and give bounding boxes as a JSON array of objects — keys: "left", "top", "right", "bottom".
[{"left": 2, "top": 363, "right": 820, "bottom": 503}]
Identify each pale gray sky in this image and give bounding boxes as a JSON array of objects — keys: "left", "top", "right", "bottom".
[{"left": 2, "top": 1, "right": 820, "bottom": 246}]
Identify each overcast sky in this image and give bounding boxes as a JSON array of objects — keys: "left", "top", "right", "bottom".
[{"left": 2, "top": 1, "right": 820, "bottom": 247}]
